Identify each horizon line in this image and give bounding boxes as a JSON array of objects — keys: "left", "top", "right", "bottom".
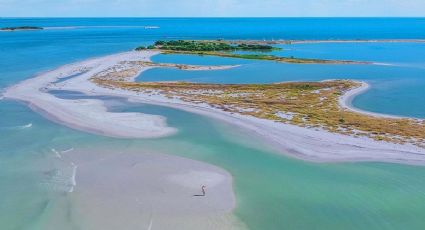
[{"left": 2, "top": 16, "right": 425, "bottom": 19}]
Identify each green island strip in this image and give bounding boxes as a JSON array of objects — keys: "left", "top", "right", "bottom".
[
  {"left": 92, "top": 66, "right": 425, "bottom": 147},
  {"left": 135, "top": 40, "right": 371, "bottom": 64},
  {"left": 0, "top": 26, "right": 43, "bottom": 31},
  {"left": 136, "top": 40, "right": 279, "bottom": 51}
]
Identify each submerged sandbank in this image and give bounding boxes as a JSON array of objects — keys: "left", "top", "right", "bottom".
[{"left": 41, "top": 147, "right": 244, "bottom": 230}]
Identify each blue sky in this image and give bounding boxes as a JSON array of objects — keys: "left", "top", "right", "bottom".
[{"left": 1, "top": 0, "right": 424, "bottom": 17}]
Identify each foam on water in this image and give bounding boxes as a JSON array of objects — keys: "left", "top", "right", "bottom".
[
  {"left": 0, "top": 122, "right": 33, "bottom": 130},
  {"left": 51, "top": 148, "right": 62, "bottom": 159},
  {"left": 61, "top": 148, "right": 74, "bottom": 154},
  {"left": 19, "top": 123, "right": 33, "bottom": 129},
  {"left": 45, "top": 149, "right": 78, "bottom": 193},
  {"left": 69, "top": 163, "right": 77, "bottom": 193}
]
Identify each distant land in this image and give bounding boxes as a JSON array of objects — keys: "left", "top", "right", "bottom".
[{"left": 0, "top": 26, "right": 43, "bottom": 31}]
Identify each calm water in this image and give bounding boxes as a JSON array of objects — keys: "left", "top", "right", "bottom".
[
  {"left": 1, "top": 18, "right": 425, "bottom": 230},
  {"left": 146, "top": 42, "right": 425, "bottom": 118}
]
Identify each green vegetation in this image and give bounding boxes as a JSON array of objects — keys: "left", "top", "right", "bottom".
[
  {"left": 1, "top": 26, "right": 43, "bottom": 31},
  {"left": 136, "top": 40, "right": 277, "bottom": 52},
  {"left": 135, "top": 45, "right": 156, "bottom": 51},
  {"left": 134, "top": 40, "right": 369, "bottom": 64},
  {"left": 135, "top": 46, "right": 147, "bottom": 51}
]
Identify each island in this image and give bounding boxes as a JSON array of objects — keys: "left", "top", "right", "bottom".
[
  {"left": 4, "top": 49, "right": 425, "bottom": 165},
  {"left": 0, "top": 26, "right": 43, "bottom": 31},
  {"left": 135, "top": 40, "right": 372, "bottom": 64}
]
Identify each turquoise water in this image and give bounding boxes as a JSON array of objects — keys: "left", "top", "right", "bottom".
[{"left": 1, "top": 18, "right": 425, "bottom": 229}]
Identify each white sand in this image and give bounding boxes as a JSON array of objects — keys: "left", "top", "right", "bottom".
[
  {"left": 4, "top": 51, "right": 177, "bottom": 138},
  {"left": 338, "top": 81, "right": 410, "bottom": 119},
  {"left": 5, "top": 50, "right": 425, "bottom": 164},
  {"left": 41, "top": 147, "right": 245, "bottom": 230},
  {"left": 126, "top": 95, "right": 425, "bottom": 165}
]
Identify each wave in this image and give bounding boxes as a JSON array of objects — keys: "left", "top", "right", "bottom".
[
  {"left": 44, "top": 151, "right": 78, "bottom": 193},
  {"left": 69, "top": 162, "right": 78, "bottom": 193},
  {"left": 51, "top": 147, "right": 74, "bottom": 158},
  {"left": 0, "top": 122, "right": 33, "bottom": 130},
  {"left": 61, "top": 147, "right": 74, "bottom": 153},
  {"left": 18, "top": 123, "right": 33, "bottom": 129},
  {"left": 51, "top": 148, "right": 62, "bottom": 159}
]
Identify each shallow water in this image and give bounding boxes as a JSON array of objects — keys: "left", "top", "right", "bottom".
[{"left": 1, "top": 18, "right": 425, "bottom": 230}]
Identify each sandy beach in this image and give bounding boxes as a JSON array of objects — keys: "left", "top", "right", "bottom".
[
  {"left": 4, "top": 50, "right": 425, "bottom": 165},
  {"left": 4, "top": 51, "right": 178, "bottom": 138},
  {"left": 338, "top": 81, "right": 409, "bottom": 119}
]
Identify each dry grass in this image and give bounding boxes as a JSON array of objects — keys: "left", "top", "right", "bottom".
[{"left": 90, "top": 61, "right": 425, "bottom": 147}]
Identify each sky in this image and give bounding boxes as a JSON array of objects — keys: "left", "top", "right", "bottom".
[{"left": 0, "top": 0, "right": 424, "bottom": 17}]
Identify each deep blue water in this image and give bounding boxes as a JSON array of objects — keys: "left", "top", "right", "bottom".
[{"left": 2, "top": 17, "right": 425, "bottom": 40}]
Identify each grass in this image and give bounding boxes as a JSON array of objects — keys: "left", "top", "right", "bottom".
[{"left": 91, "top": 65, "right": 425, "bottom": 147}]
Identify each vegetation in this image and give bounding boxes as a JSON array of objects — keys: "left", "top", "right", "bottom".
[
  {"left": 1, "top": 26, "right": 43, "bottom": 31},
  {"left": 135, "top": 40, "right": 277, "bottom": 52},
  {"left": 91, "top": 64, "right": 425, "bottom": 147},
  {"left": 135, "top": 45, "right": 156, "bottom": 51},
  {"left": 135, "top": 40, "right": 370, "bottom": 64}
]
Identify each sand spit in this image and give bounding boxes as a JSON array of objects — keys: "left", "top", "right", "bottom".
[
  {"left": 124, "top": 95, "right": 425, "bottom": 165},
  {"left": 4, "top": 51, "right": 178, "bottom": 138}
]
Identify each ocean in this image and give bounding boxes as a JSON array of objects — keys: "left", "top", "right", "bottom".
[{"left": 1, "top": 18, "right": 425, "bottom": 230}]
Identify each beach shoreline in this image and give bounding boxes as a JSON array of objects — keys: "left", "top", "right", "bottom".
[
  {"left": 3, "top": 51, "right": 178, "bottom": 139},
  {"left": 123, "top": 93, "right": 425, "bottom": 165},
  {"left": 337, "top": 81, "right": 410, "bottom": 119},
  {"left": 4, "top": 50, "right": 425, "bottom": 165}
]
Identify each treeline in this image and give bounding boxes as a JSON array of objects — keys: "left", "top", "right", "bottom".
[
  {"left": 1, "top": 26, "right": 43, "bottom": 31},
  {"left": 135, "top": 40, "right": 275, "bottom": 51}
]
